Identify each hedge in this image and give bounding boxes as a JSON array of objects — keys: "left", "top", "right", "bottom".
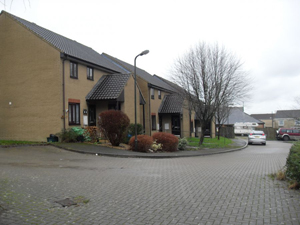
[
  {"left": 286, "top": 141, "right": 300, "bottom": 183},
  {"left": 152, "top": 132, "right": 178, "bottom": 152},
  {"left": 129, "top": 135, "right": 153, "bottom": 152}
]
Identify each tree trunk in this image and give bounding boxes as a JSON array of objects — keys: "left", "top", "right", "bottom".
[
  {"left": 218, "top": 125, "right": 221, "bottom": 140},
  {"left": 199, "top": 125, "right": 205, "bottom": 145}
]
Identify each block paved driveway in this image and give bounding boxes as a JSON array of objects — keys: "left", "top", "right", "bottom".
[{"left": 0, "top": 141, "right": 299, "bottom": 225}]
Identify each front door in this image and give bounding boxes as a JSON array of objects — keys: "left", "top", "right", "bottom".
[
  {"left": 88, "top": 105, "right": 96, "bottom": 126},
  {"left": 171, "top": 115, "right": 181, "bottom": 136}
]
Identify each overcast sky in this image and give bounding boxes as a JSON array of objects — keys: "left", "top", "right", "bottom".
[{"left": 2, "top": 0, "right": 300, "bottom": 114}]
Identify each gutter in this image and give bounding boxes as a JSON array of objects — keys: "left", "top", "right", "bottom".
[
  {"left": 148, "top": 83, "right": 174, "bottom": 94},
  {"left": 60, "top": 53, "right": 120, "bottom": 74}
]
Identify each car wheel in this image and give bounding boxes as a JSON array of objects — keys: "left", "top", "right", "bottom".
[
  {"left": 248, "top": 142, "right": 251, "bottom": 145},
  {"left": 263, "top": 143, "right": 266, "bottom": 145},
  {"left": 283, "top": 136, "right": 289, "bottom": 141}
]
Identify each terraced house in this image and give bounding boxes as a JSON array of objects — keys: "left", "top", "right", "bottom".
[
  {"left": 102, "top": 53, "right": 201, "bottom": 137},
  {"left": 0, "top": 11, "right": 205, "bottom": 142}
]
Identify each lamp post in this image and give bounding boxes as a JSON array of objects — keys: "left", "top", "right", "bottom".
[{"left": 134, "top": 50, "right": 149, "bottom": 151}]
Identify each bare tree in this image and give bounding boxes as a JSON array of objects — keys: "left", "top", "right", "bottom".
[
  {"left": 172, "top": 42, "right": 249, "bottom": 145},
  {"left": 0, "top": 0, "right": 30, "bottom": 11},
  {"left": 216, "top": 104, "right": 231, "bottom": 140},
  {"left": 294, "top": 96, "right": 300, "bottom": 108}
]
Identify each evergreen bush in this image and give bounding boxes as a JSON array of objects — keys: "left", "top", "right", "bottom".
[
  {"left": 98, "top": 110, "right": 130, "bottom": 146},
  {"left": 152, "top": 132, "right": 179, "bottom": 152},
  {"left": 129, "top": 135, "right": 153, "bottom": 152},
  {"left": 178, "top": 137, "right": 188, "bottom": 150},
  {"left": 124, "top": 123, "right": 143, "bottom": 144},
  {"left": 286, "top": 141, "right": 300, "bottom": 183}
]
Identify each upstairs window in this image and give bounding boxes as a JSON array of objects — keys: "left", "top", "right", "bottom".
[
  {"left": 87, "top": 67, "right": 94, "bottom": 80},
  {"left": 151, "top": 88, "right": 154, "bottom": 99},
  {"left": 158, "top": 90, "right": 161, "bottom": 99},
  {"left": 70, "top": 62, "right": 78, "bottom": 79},
  {"left": 278, "top": 120, "right": 284, "bottom": 126}
]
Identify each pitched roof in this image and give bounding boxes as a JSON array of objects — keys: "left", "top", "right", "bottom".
[
  {"left": 86, "top": 74, "right": 130, "bottom": 100},
  {"left": 251, "top": 113, "right": 274, "bottom": 120},
  {"left": 275, "top": 110, "right": 300, "bottom": 119},
  {"left": 154, "top": 75, "right": 185, "bottom": 94},
  {"left": 222, "top": 107, "right": 263, "bottom": 125},
  {"left": 158, "top": 94, "right": 184, "bottom": 114},
  {"left": 102, "top": 53, "right": 176, "bottom": 92},
  {"left": 2, "top": 11, "right": 122, "bottom": 73}
]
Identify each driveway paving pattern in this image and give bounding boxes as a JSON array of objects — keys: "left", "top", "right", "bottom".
[{"left": 0, "top": 141, "right": 299, "bottom": 225}]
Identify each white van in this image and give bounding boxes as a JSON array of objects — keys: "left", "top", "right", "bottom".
[{"left": 234, "top": 122, "right": 259, "bottom": 136}]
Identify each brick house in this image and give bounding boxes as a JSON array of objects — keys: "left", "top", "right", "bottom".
[
  {"left": 0, "top": 11, "right": 144, "bottom": 141},
  {"left": 102, "top": 54, "right": 203, "bottom": 138},
  {"left": 274, "top": 110, "right": 300, "bottom": 128},
  {"left": 251, "top": 113, "right": 275, "bottom": 128},
  {"left": 0, "top": 11, "right": 203, "bottom": 141}
]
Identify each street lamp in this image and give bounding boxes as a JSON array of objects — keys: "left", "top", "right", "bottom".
[{"left": 134, "top": 50, "right": 149, "bottom": 151}]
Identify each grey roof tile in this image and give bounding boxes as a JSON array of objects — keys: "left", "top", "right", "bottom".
[
  {"left": 251, "top": 113, "right": 274, "bottom": 120},
  {"left": 154, "top": 75, "right": 185, "bottom": 94},
  {"left": 158, "top": 94, "right": 184, "bottom": 114},
  {"left": 86, "top": 74, "right": 130, "bottom": 100},
  {"left": 3, "top": 11, "right": 123, "bottom": 73},
  {"left": 102, "top": 53, "right": 176, "bottom": 92},
  {"left": 223, "top": 107, "right": 263, "bottom": 125},
  {"left": 275, "top": 110, "right": 300, "bottom": 119}
]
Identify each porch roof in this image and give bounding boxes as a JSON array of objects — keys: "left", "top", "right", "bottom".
[
  {"left": 86, "top": 74, "right": 130, "bottom": 100},
  {"left": 158, "top": 94, "right": 184, "bottom": 114}
]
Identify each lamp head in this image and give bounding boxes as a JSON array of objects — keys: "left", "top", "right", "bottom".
[{"left": 140, "top": 50, "right": 149, "bottom": 56}]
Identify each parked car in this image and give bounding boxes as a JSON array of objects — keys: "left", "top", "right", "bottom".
[
  {"left": 276, "top": 128, "right": 300, "bottom": 141},
  {"left": 248, "top": 131, "right": 266, "bottom": 145}
]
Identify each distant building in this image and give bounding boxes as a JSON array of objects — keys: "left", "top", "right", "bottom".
[
  {"left": 218, "top": 107, "right": 264, "bottom": 135},
  {"left": 251, "top": 113, "right": 275, "bottom": 128},
  {"left": 274, "top": 110, "right": 300, "bottom": 128}
]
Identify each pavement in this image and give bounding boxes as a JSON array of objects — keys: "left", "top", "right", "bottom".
[
  {"left": 51, "top": 138, "right": 247, "bottom": 158},
  {"left": 0, "top": 141, "right": 299, "bottom": 225}
]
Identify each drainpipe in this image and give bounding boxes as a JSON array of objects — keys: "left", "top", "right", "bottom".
[
  {"left": 61, "top": 54, "right": 66, "bottom": 131},
  {"left": 149, "top": 87, "right": 151, "bottom": 136}
]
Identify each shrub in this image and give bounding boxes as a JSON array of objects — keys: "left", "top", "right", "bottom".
[
  {"left": 71, "top": 127, "right": 86, "bottom": 142},
  {"left": 129, "top": 135, "right": 153, "bottom": 152},
  {"left": 98, "top": 110, "right": 130, "bottom": 146},
  {"left": 124, "top": 123, "right": 143, "bottom": 144},
  {"left": 56, "top": 128, "right": 78, "bottom": 143},
  {"left": 178, "top": 137, "right": 188, "bottom": 150},
  {"left": 152, "top": 132, "right": 179, "bottom": 152},
  {"left": 276, "top": 169, "right": 286, "bottom": 181},
  {"left": 286, "top": 141, "right": 300, "bottom": 184},
  {"left": 151, "top": 140, "right": 163, "bottom": 152},
  {"left": 84, "top": 126, "right": 99, "bottom": 142},
  {"left": 289, "top": 181, "right": 300, "bottom": 189}
]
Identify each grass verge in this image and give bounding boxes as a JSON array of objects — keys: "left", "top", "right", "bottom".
[{"left": 187, "top": 137, "right": 233, "bottom": 149}]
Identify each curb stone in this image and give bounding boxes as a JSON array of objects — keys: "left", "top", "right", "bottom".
[{"left": 50, "top": 139, "right": 248, "bottom": 159}]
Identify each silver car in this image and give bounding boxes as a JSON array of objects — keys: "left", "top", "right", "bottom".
[{"left": 248, "top": 131, "right": 266, "bottom": 145}]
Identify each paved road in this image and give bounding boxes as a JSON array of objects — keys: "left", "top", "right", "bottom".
[{"left": 0, "top": 141, "right": 299, "bottom": 225}]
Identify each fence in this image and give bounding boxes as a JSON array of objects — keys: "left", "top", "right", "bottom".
[
  {"left": 255, "top": 127, "right": 277, "bottom": 140},
  {"left": 218, "top": 127, "right": 235, "bottom": 139}
]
